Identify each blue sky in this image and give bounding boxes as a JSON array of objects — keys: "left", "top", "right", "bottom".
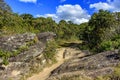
[{"left": 4, "top": 0, "right": 120, "bottom": 24}]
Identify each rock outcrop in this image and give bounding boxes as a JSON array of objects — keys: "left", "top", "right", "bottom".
[
  {"left": 48, "top": 50, "right": 120, "bottom": 80},
  {"left": 0, "top": 32, "right": 56, "bottom": 80},
  {"left": 37, "top": 32, "right": 56, "bottom": 43}
]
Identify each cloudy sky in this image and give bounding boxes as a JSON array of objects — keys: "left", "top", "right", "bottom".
[{"left": 5, "top": 0, "right": 120, "bottom": 24}]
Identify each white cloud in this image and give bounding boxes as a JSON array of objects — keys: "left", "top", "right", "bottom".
[
  {"left": 90, "top": 0, "right": 120, "bottom": 12},
  {"left": 90, "top": 2, "right": 113, "bottom": 10},
  {"left": 56, "top": 5, "right": 90, "bottom": 24},
  {"left": 19, "top": 0, "right": 37, "bottom": 3},
  {"left": 36, "top": 14, "right": 58, "bottom": 19},
  {"left": 36, "top": 4, "right": 90, "bottom": 24},
  {"left": 110, "top": 0, "right": 120, "bottom": 12}
]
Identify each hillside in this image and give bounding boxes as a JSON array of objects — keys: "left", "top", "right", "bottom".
[{"left": 0, "top": 0, "right": 120, "bottom": 80}]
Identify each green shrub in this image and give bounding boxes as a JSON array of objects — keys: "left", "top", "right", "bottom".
[
  {"left": 19, "top": 45, "right": 29, "bottom": 52},
  {"left": 112, "top": 65, "right": 120, "bottom": 78},
  {"left": 43, "top": 40, "right": 58, "bottom": 63},
  {"left": 97, "top": 39, "right": 120, "bottom": 52},
  {"left": 2, "top": 57, "right": 9, "bottom": 65},
  {"left": 106, "top": 65, "right": 120, "bottom": 80},
  {"left": 79, "top": 44, "right": 90, "bottom": 50},
  {"left": 98, "top": 41, "right": 114, "bottom": 52},
  {"left": 95, "top": 76, "right": 110, "bottom": 80},
  {"left": 0, "top": 49, "right": 11, "bottom": 65},
  {"left": 11, "top": 45, "right": 29, "bottom": 57}
]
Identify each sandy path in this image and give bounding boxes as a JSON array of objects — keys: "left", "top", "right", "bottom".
[
  {"left": 27, "top": 48, "right": 66, "bottom": 80},
  {"left": 27, "top": 47, "right": 84, "bottom": 80}
]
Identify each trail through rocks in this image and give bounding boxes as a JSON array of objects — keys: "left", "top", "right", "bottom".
[{"left": 27, "top": 47, "right": 85, "bottom": 80}]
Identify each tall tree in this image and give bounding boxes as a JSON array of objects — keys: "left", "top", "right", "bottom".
[{"left": 84, "top": 9, "right": 115, "bottom": 49}]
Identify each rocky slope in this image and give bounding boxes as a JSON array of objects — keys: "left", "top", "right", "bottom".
[
  {"left": 27, "top": 47, "right": 86, "bottom": 80},
  {"left": 0, "top": 32, "right": 56, "bottom": 80},
  {"left": 1, "top": 32, "right": 120, "bottom": 80},
  {"left": 47, "top": 50, "right": 120, "bottom": 80}
]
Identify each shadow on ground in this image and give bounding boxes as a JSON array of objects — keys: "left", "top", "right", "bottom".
[{"left": 60, "top": 42, "right": 81, "bottom": 48}]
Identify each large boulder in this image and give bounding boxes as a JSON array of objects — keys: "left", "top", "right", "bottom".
[
  {"left": 37, "top": 32, "right": 56, "bottom": 43},
  {"left": 0, "top": 33, "right": 45, "bottom": 62},
  {"left": 0, "top": 32, "right": 56, "bottom": 80},
  {"left": 48, "top": 50, "right": 120, "bottom": 80},
  {"left": 0, "top": 33, "right": 36, "bottom": 51}
]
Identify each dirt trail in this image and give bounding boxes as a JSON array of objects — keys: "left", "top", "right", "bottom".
[{"left": 27, "top": 47, "right": 84, "bottom": 80}]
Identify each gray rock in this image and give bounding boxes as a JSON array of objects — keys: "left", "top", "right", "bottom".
[
  {"left": 37, "top": 32, "right": 56, "bottom": 43},
  {"left": 0, "top": 32, "right": 56, "bottom": 80},
  {"left": 48, "top": 50, "right": 120, "bottom": 79},
  {"left": 0, "top": 33, "right": 36, "bottom": 51}
]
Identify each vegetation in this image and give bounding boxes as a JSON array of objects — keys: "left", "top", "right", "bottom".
[
  {"left": 59, "top": 65, "right": 120, "bottom": 80},
  {"left": 0, "top": 36, "right": 38, "bottom": 65},
  {"left": 60, "top": 75, "right": 91, "bottom": 80},
  {"left": 0, "top": 0, "right": 82, "bottom": 65},
  {"left": 0, "top": 1, "right": 120, "bottom": 80},
  {"left": 80, "top": 10, "right": 120, "bottom": 53},
  {"left": 0, "top": 0, "right": 120, "bottom": 63},
  {"left": 110, "top": 65, "right": 120, "bottom": 80},
  {"left": 0, "top": 49, "right": 11, "bottom": 65},
  {"left": 43, "top": 40, "right": 58, "bottom": 63}
]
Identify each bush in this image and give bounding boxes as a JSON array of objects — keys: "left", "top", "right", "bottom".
[
  {"left": 43, "top": 40, "right": 58, "bottom": 63},
  {"left": 108, "top": 65, "right": 120, "bottom": 80},
  {"left": 0, "top": 49, "right": 11, "bottom": 65},
  {"left": 97, "top": 39, "right": 120, "bottom": 52},
  {"left": 2, "top": 57, "right": 9, "bottom": 65},
  {"left": 98, "top": 41, "right": 114, "bottom": 52}
]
